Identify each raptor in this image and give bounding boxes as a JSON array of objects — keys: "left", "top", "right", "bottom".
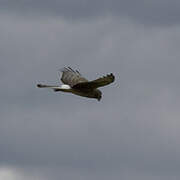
[{"left": 37, "top": 67, "right": 115, "bottom": 101}]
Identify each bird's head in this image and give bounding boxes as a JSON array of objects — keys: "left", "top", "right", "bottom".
[{"left": 94, "top": 89, "right": 102, "bottom": 101}]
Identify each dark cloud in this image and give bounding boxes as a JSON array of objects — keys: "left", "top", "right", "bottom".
[
  {"left": 0, "top": 14, "right": 180, "bottom": 179},
  {"left": 1, "top": 0, "right": 180, "bottom": 25}
]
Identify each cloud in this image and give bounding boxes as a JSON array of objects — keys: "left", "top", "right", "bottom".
[
  {"left": 1, "top": 0, "right": 180, "bottom": 25},
  {"left": 0, "top": 167, "right": 18, "bottom": 180},
  {"left": 0, "top": 14, "right": 180, "bottom": 179},
  {"left": 0, "top": 165, "right": 179, "bottom": 180}
]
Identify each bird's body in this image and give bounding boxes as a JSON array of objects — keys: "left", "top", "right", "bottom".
[{"left": 37, "top": 67, "right": 115, "bottom": 101}]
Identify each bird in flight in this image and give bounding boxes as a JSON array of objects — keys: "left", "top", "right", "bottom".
[{"left": 37, "top": 67, "right": 115, "bottom": 101}]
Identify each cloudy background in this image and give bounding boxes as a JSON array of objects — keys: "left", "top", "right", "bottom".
[{"left": 1, "top": 0, "right": 180, "bottom": 179}]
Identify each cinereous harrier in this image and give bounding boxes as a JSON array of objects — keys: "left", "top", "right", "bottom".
[{"left": 37, "top": 67, "right": 115, "bottom": 101}]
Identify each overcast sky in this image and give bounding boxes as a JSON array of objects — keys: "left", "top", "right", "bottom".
[{"left": 1, "top": 0, "right": 180, "bottom": 180}]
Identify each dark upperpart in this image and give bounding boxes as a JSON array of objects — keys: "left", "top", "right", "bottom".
[{"left": 94, "top": 89, "right": 102, "bottom": 101}]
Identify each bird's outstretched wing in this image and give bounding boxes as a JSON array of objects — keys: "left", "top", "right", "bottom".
[
  {"left": 73, "top": 73, "right": 115, "bottom": 89},
  {"left": 59, "top": 67, "right": 88, "bottom": 87}
]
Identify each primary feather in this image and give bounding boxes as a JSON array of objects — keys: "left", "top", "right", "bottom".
[
  {"left": 60, "top": 67, "right": 88, "bottom": 87},
  {"left": 73, "top": 73, "right": 115, "bottom": 89}
]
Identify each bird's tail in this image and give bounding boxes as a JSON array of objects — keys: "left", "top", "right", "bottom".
[
  {"left": 37, "top": 84, "right": 54, "bottom": 88},
  {"left": 37, "top": 84, "right": 71, "bottom": 92},
  {"left": 37, "top": 84, "right": 60, "bottom": 90}
]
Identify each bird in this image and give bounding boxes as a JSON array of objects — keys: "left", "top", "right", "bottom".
[{"left": 37, "top": 67, "right": 115, "bottom": 101}]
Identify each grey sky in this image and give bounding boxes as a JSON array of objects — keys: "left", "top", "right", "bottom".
[
  {"left": 1, "top": 1, "right": 180, "bottom": 180},
  {"left": 1, "top": 0, "right": 180, "bottom": 25}
]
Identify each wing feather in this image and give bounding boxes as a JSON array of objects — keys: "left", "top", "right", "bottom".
[
  {"left": 60, "top": 67, "right": 88, "bottom": 87},
  {"left": 73, "top": 73, "right": 115, "bottom": 89}
]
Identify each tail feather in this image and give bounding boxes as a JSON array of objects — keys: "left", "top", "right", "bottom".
[
  {"left": 37, "top": 84, "right": 53, "bottom": 88},
  {"left": 37, "top": 84, "right": 71, "bottom": 92}
]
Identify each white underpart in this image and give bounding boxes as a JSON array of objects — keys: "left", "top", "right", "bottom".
[{"left": 60, "top": 84, "right": 71, "bottom": 89}]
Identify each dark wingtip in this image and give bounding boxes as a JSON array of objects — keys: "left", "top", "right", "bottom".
[
  {"left": 68, "top": 67, "right": 76, "bottom": 72},
  {"left": 109, "top": 73, "right": 115, "bottom": 82},
  {"left": 59, "top": 67, "right": 78, "bottom": 73},
  {"left": 37, "top": 84, "right": 44, "bottom": 88},
  {"left": 59, "top": 66, "right": 81, "bottom": 75}
]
